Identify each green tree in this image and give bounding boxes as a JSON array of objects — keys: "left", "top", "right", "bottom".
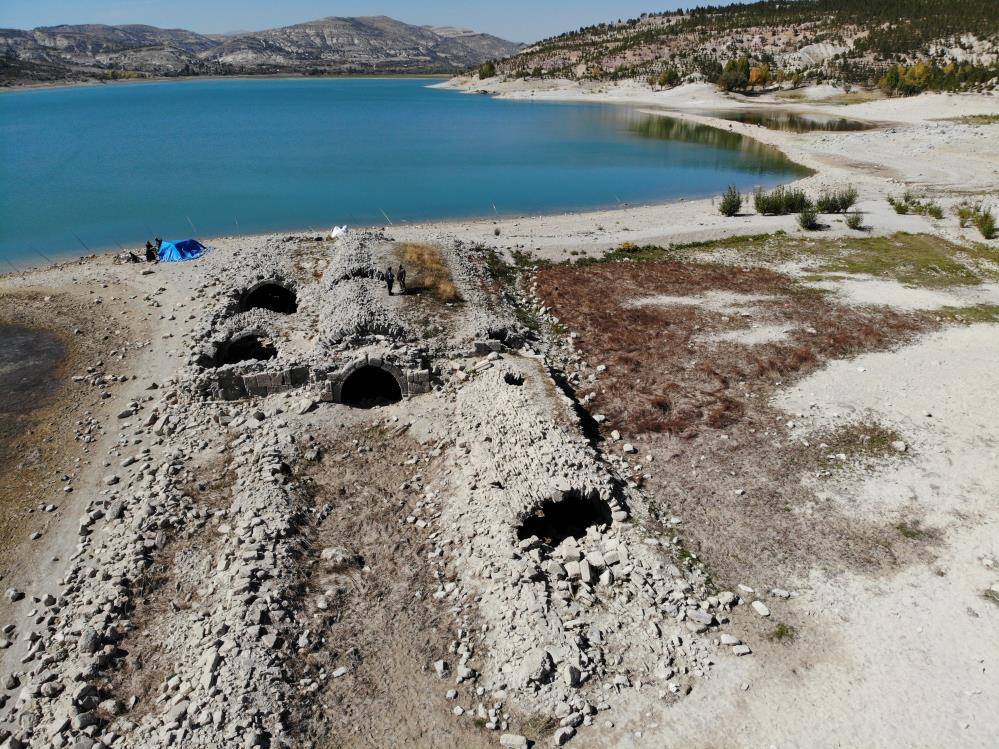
[
  {"left": 718, "top": 69, "right": 748, "bottom": 91},
  {"left": 658, "top": 67, "right": 681, "bottom": 88},
  {"left": 478, "top": 62, "right": 497, "bottom": 79}
]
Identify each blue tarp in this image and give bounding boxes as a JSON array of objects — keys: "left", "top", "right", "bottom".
[{"left": 158, "top": 239, "right": 207, "bottom": 263}]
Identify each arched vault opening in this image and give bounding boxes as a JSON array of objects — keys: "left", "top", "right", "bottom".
[
  {"left": 339, "top": 365, "right": 403, "bottom": 408},
  {"left": 216, "top": 334, "right": 277, "bottom": 366},
  {"left": 238, "top": 282, "right": 298, "bottom": 314}
]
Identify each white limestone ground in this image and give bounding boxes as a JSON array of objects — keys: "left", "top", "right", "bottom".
[
  {"left": 695, "top": 324, "right": 794, "bottom": 346},
  {"left": 806, "top": 277, "right": 999, "bottom": 311},
  {"left": 626, "top": 291, "right": 777, "bottom": 314}
]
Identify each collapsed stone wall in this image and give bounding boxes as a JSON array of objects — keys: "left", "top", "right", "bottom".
[{"left": 435, "top": 357, "right": 726, "bottom": 740}]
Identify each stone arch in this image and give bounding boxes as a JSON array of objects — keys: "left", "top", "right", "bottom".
[
  {"left": 237, "top": 280, "right": 298, "bottom": 314},
  {"left": 215, "top": 331, "right": 277, "bottom": 366},
  {"left": 332, "top": 357, "right": 409, "bottom": 408}
]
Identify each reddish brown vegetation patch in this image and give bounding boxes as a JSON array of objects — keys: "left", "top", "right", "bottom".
[
  {"left": 536, "top": 261, "right": 928, "bottom": 438},
  {"left": 536, "top": 260, "right": 937, "bottom": 585}
]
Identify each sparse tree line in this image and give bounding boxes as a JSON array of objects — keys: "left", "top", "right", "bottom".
[{"left": 494, "top": 0, "right": 998, "bottom": 95}]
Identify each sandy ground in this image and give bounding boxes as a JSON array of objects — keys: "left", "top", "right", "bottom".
[
  {"left": 2, "top": 80, "right": 998, "bottom": 748},
  {"left": 623, "top": 325, "right": 999, "bottom": 749}
]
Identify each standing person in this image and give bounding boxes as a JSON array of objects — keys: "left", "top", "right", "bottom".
[
  {"left": 145, "top": 241, "right": 158, "bottom": 263},
  {"left": 385, "top": 266, "right": 395, "bottom": 296},
  {"left": 397, "top": 264, "right": 407, "bottom": 294}
]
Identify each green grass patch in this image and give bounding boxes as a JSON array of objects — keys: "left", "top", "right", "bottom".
[
  {"left": 766, "top": 623, "right": 797, "bottom": 643},
  {"left": 818, "top": 422, "right": 907, "bottom": 467},
  {"left": 684, "top": 232, "right": 993, "bottom": 287},
  {"left": 673, "top": 231, "right": 787, "bottom": 253},
  {"left": 937, "top": 304, "right": 999, "bottom": 323},
  {"left": 809, "top": 233, "right": 996, "bottom": 287},
  {"left": 946, "top": 114, "right": 999, "bottom": 125},
  {"left": 598, "top": 242, "right": 685, "bottom": 263},
  {"left": 484, "top": 248, "right": 515, "bottom": 285},
  {"left": 571, "top": 232, "right": 995, "bottom": 288}
]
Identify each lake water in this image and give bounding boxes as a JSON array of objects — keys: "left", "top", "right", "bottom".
[
  {"left": 0, "top": 78, "right": 808, "bottom": 265},
  {"left": 688, "top": 109, "right": 876, "bottom": 133},
  {"left": 0, "top": 324, "right": 65, "bottom": 415},
  {"left": 0, "top": 324, "right": 65, "bottom": 467}
]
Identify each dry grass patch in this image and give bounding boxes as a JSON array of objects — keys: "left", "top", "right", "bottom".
[
  {"left": 537, "top": 260, "right": 927, "bottom": 437},
  {"left": 535, "top": 258, "right": 937, "bottom": 585},
  {"left": 395, "top": 242, "right": 463, "bottom": 303}
]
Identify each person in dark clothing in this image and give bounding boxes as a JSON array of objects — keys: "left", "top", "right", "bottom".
[
  {"left": 155, "top": 237, "right": 163, "bottom": 250},
  {"left": 145, "top": 241, "right": 158, "bottom": 263},
  {"left": 386, "top": 267, "right": 395, "bottom": 296},
  {"left": 397, "top": 264, "right": 407, "bottom": 294}
]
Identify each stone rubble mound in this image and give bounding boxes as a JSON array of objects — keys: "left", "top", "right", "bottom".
[{"left": 0, "top": 233, "right": 750, "bottom": 749}]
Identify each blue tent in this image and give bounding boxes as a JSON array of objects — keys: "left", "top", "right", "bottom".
[{"left": 159, "top": 239, "right": 207, "bottom": 262}]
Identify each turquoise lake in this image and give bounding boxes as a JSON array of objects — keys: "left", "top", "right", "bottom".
[{"left": 0, "top": 78, "right": 807, "bottom": 266}]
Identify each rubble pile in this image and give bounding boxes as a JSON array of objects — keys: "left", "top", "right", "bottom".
[{"left": 1, "top": 232, "right": 752, "bottom": 748}]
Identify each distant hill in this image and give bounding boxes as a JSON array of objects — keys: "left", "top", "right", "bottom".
[
  {"left": 0, "top": 15, "right": 523, "bottom": 85},
  {"left": 495, "top": 0, "right": 999, "bottom": 91}
]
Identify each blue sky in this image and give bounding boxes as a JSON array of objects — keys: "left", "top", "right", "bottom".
[{"left": 0, "top": 1, "right": 710, "bottom": 43}]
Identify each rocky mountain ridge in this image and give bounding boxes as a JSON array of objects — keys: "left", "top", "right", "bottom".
[
  {"left": 0, "top": 15, "right": 522, "bottom": 85},
  {"left": 493, "top": 0, "right": 998, "bottom": 90}
]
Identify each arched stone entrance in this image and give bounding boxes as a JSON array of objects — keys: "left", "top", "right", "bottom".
[
  {"left": 238, "top": 281, "right": 298, "bottom": 314},
  {"left": 332, "top": 358, "right": 409, "bottom": 408}
]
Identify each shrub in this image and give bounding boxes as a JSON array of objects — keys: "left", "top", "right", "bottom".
[
  {"left": 974, "top": 207, "right": 997, "bottom": 239},
  {"left": 754, "top": 186, "right": 812, "bottom": 215},
  {"left": 798, "top": 206, "right": 820, "bottom": 230},
  {"left": 845, "top": 212, "right": 865, "bottom": 230},
  {"left": 656, "top": 67, "right": 680, "bottom": 88},
  {"left": 888, "top": 195, "right": 909, "bottom": 214},
  {"left": 891, "top": 191, "right": 946, "bottom": 219},
  {"left": 719, "top": 185, "right": 742, "bottom": 217},
  {"left": 816, "top": 186, "right": 858, "bottom": 213},
  {"left": 478, "top": 62, "right": 496, "bottom": 79},
  {"left": 956, "top": 203, "right": 975, "bottom": 227}
]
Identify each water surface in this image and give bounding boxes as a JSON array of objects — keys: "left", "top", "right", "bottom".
[
  {"left": 0, "top": 324, "right": 65, "bottom": 415},
  {"left": 1, "top": 79, "right": 808, "bottom": 264},
  {"left": 687, "top": 108, "right": 876, "bottom": 133}
]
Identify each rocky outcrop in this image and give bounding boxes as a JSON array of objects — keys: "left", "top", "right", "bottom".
[{"left": 0, "top": 16, "right": 522, "bottom": 82}]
